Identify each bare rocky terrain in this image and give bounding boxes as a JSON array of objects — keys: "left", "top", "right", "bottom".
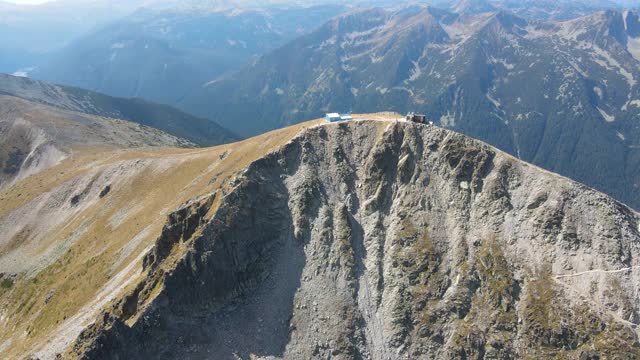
[{"left": 31, "top": 118, "right": 637, "bottom": 359}]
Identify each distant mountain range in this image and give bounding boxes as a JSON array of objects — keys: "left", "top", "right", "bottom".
[
  {"left": 181, "top": 6, "right": 640, "bottom": 210},
  {"left": 29, "top": 4, "right": 347, "bottom": 106},
  {"left": 18, "top": 1, "right": 640, "bottom": 107},
  {"left": 0, "top": 0, "right": 154, "bottom": 69},
  {"left": 444, "top": 0, "right": 639, "bottom": 20}
]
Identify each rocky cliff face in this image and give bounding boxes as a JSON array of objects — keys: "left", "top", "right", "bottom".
[{"left": 70, "top": 120, "right": 640, "bottom": 359}]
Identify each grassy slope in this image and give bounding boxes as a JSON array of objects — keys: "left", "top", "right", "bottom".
[
  {"left": 0, "top": 95, "right": 196, "bottom": 191},
  {"left": 0, "top": 115, "right": 357, "bottom": 358}
]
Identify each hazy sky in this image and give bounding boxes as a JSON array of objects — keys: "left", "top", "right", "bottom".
[{"left": 4, "top": 0, "right": 54, "bottom": 4}]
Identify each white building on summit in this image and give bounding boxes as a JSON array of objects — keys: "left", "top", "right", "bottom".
[{"left": 325, "top": 113, "right": 353, "bottom": 122}]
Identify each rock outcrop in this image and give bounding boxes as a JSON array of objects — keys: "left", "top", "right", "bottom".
[{"left": 70, "top": 120, "right": 640, "bottom": 359}]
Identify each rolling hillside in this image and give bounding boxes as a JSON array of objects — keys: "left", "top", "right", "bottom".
[{"left": 0, "top": 73, "right": 237, "bottom": 147}]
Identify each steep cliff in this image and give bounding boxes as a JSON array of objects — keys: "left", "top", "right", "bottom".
[{"left": 63, "top": 119, "right": 640, "bottom": 359}]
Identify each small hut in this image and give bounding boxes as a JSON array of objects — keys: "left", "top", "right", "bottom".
[
  {"left": 326, "top": 113, "right": 352, "bottom": 122},
  {"left": 326, "top": 113, "right": 341, "bottom": 122},
  {"left": 406, "top": 112, "right": 427, "bottom": 123}
]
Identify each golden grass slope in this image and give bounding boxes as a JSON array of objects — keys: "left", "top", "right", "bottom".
[{"left": 0, "top": 113, "right": 371, "bottom": 359}]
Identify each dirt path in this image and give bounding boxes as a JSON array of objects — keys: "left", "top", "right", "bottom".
[{"left": 555, "top": 265, "right": 640, "bottom": 279}]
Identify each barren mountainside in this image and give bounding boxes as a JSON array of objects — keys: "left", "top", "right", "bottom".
[{"left": 2, "top": 117, "right": 639, "bottom": 359}]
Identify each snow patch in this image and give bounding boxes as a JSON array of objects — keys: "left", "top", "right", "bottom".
[
  {"left": 488, "top": 56, "right": 515, "bottom": 70},
  {"left": 486, "top": 93, "right": 501, "bottom": 108},
  {"left": 11, "top": 67, "right": 36, "bottom": 78},
  {"left": 628, "top": 36, "right": 640, "bottom": 62},
  {"left": 319, "top": 35, "right": 337, "bottom": 48},
  {"left": 593, "top": 86, "right": 603, "bottom": 99},
  {"left": 408, "top": 61, "right": 422, "bottom": 82},
  {"left": 370, "top": 54, "right": 384, "bottom": 64},
  {"left": 597, "top": 107, "right": 615, "bottom": 122},
  {"left": 440, "top": 112, "right": 455, "bottom": 127},
  {"left": 624, "top": 99, "right": 640, "bottom": 111}
]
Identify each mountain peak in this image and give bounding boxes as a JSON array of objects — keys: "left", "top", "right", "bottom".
[
  {"left": 472, "top": 9, "right": 528, "bottom": 37},
  {"left": 562, "top": 9, "right": 629, "bottom": 46},
  {"left": 452, "top": 0, "right": 498, "bottom": 16},
  {"left": 6, "top": 117, "right": 639, "bottom": 359}
]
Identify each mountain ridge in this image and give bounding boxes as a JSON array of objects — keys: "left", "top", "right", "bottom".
[
  {"left": 68, "top": 119, "right": 640, "bottom": 358},
  {"left": 1, "top": 116, "right": 639, "bottom": 358},
  {"left": 0, "top": 93, "right": 193, "bottom": 191},
  {"left": 0, "top": 73, "right": 238, "bottom": 147}
]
